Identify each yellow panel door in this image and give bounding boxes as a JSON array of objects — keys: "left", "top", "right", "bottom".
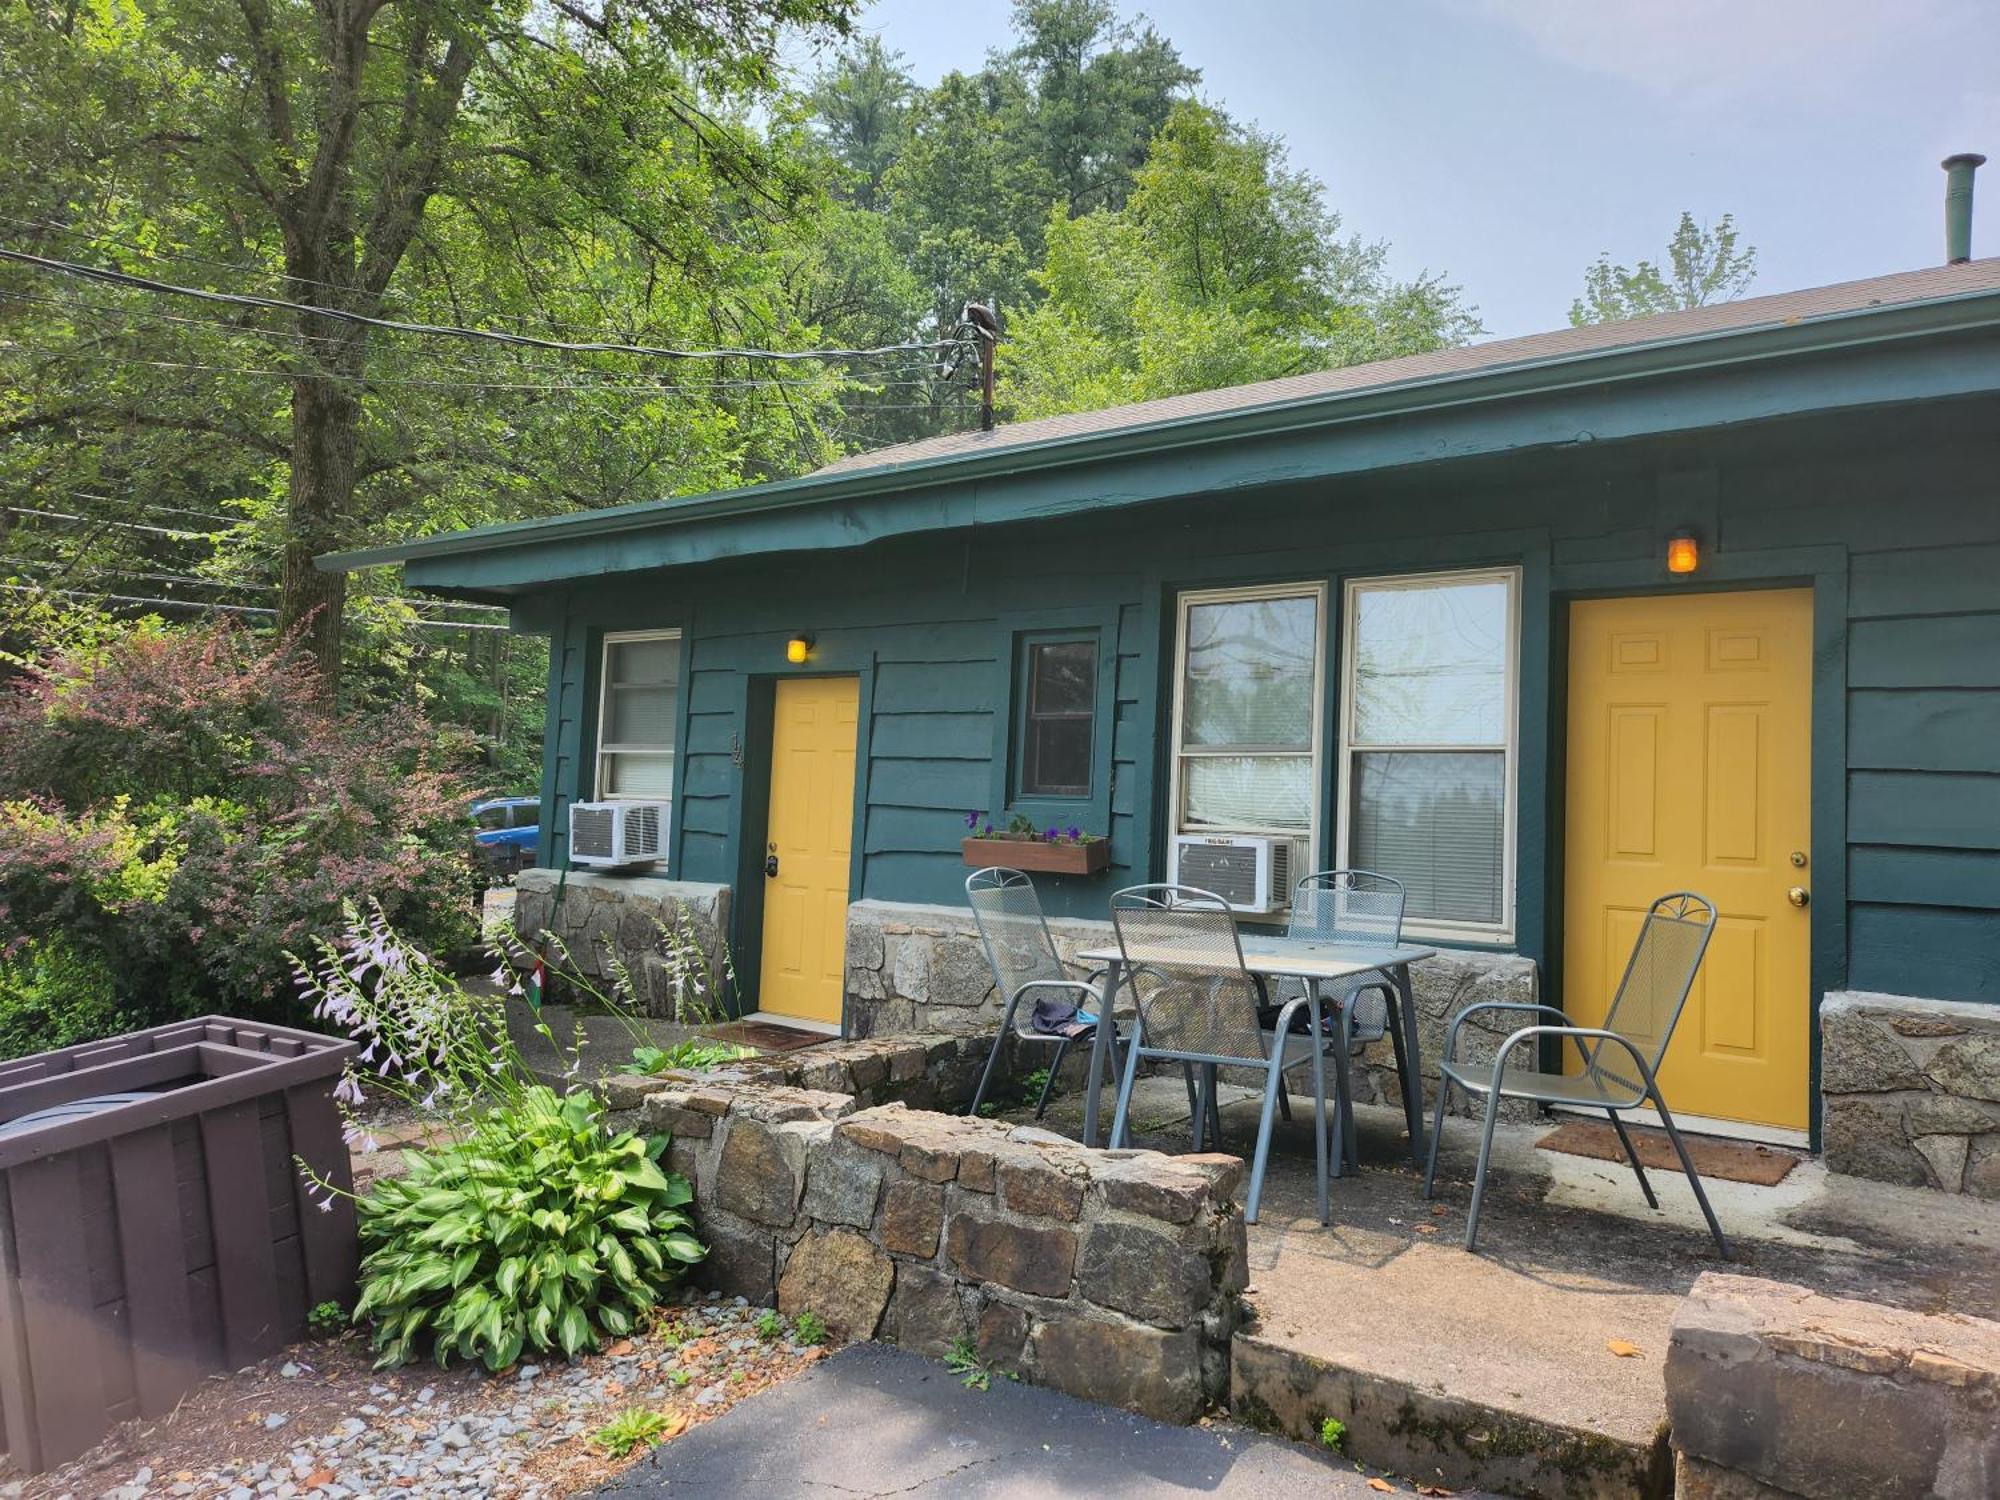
[
  {"left": 1564, "top": 589, "right": 1813, "bottom": 1131},
  {"left": 758, "top": 676, "right": 860, "bottom": 1025}
]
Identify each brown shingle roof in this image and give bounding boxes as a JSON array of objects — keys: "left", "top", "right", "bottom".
[{"left": 819, "top": 258, "right": 2000, "bottom": 477}]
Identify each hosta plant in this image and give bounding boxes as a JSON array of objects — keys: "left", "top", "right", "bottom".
[
  {"left": 291, "top": 902, "right": 705, "bottom": 1369},
  {"left": 353, "top": 1086, "right": 703, "bottom": 1370}
]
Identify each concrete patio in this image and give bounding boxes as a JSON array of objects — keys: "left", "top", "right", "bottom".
[{"left": 998, "top": 1074, "right": 2000, "bottom": 1498}]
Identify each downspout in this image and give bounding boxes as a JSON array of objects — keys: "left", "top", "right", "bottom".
[{"left": 1943, "top": 153, "right": 1985, "bottom": 265}]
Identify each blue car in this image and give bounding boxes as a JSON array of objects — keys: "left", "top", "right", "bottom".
[{"left": 471, "top": 796, "right": 539, "bottom": 877}]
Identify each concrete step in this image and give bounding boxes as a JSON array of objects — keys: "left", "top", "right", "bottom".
[{"left": 1229, "top": 1324, "right": 1669, "bottom": 1500}]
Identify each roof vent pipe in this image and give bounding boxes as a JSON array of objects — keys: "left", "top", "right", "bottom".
[{"left": 1943, "top": 153, "right": 1985, "bottom": 264}]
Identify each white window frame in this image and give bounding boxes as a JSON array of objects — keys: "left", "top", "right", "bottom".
[
  {"left": 594, "top": 628, "right": 683, "bottom": 802},
  {"left": 1335, "top": 566, "right": 1520, "bottom": 944},
  {"left": 1168, "top": 580, "right": 1328, "bottom": 851}
]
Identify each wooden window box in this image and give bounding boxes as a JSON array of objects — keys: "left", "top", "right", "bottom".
[
  {"left": 962, "top": 836, "right": 1109, "bottom": 876},
  {"left": 0, "top": 1017, "right": 358, "bottom": 1474}
]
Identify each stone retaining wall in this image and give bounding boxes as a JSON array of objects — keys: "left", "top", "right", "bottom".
[
  {"left": 642, "top": 1082, "right": 1247, "bottom": 1422},
  {"left": 1820, "top": 991, "right": 2000, "bottom": 1198},
  {"left": 513, "top": 868, "right": 731, "bottom": 1020},
  {"left": 595, "top": 1032, "right": 988, "bottom": 1120},
  {"left": 1665, "top": 1272, "right": 2000, "bottom": 1499},
  {"left": 843, "top": 898, "right": 1542, "bottom": 1117}
]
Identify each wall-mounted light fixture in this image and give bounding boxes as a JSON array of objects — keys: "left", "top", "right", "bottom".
[
  {"left": 785, "top": 633, "right": 815, "bottom": 665},
  {"left": 1666, "top": 532, "right": 1700, "bottom": 576}
]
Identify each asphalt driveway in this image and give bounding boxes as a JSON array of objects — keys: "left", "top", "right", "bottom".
[{"left": 592, "top": 1342, "right": 1489, "bottom": 1498}]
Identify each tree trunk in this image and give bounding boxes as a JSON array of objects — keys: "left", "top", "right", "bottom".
[{"left": 279, "top": 347, "right": 361, "bottom": 684}]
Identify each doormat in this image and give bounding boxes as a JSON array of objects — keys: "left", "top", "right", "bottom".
[
  {"left": 703, "top": 1019, "right": 830, "bottom": 1054},
  {"left": 1536, "top": 1118, "right": 1804, "bottom": 1186}
]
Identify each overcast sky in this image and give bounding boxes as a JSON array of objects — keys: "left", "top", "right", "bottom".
[{"left": 829, "top": 0, "right": 1999, "bottom": 339}]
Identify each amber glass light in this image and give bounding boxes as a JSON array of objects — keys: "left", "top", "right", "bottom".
[
  {"left": 1666, "top": 534, "right": 1699, "bottom": 575},
  {"left": 786, "top": 635, "right": 813, "bottom": 664}
]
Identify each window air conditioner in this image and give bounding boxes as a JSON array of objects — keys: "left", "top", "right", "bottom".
[
  {"left": 1168, "top": 833, "right": 1302, "bottom": 915},
  {"left": 568, "top": 801, "right": 669, "bottom": 868}
]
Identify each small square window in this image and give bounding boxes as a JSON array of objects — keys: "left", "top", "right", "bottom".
[{"left": 1019, "top": 638, "right": 1096, "bottom": 799}]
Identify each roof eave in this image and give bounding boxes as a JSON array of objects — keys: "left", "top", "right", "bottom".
[{"left": 318, "top": 286, "right": 2000, "bottom": 577}]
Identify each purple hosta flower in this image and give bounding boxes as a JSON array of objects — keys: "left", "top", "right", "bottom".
[
  {"left": 334, "top": 1071, "right": 366, "bottom": 1107},
  {"left": 489, "top": 965, "right": 508, "bottom": 988}
]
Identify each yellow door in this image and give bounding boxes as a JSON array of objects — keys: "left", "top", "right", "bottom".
[
  {"left": 757, "top": 676, "right": 860, "bottom": 1025},
  {"left": 1564, "top": 589, "right": 1813, "bottom": 1132}
]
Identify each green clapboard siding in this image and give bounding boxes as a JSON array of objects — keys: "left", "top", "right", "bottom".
[{"left": 522, "top": 394, "right": 2000, "bottom": 1006}]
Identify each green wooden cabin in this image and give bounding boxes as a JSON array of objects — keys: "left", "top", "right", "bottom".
[{"left": 330, "top": 257, "right": 2000, "bottom": 1160}]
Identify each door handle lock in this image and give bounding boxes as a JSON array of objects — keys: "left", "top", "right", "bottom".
[
  {"left": 1787, "top": 886, "right": 1810, "bottom": 908},
  {"left": 764, "top": 853, "right": 779, "bottom": 879}
]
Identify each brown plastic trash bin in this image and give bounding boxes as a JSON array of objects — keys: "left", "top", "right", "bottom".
[{"left": 0, "top": 1017, "right": 358, "bottom": 1474}]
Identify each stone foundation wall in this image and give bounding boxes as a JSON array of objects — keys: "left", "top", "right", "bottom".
[
  {"left": 1820, "top": 991, "right": 2000, "bottom": 1198},
  {"left": 1665, "top": 1272, "right": 2000, "bottom": 1499},
  {"left": 642, "top": 1082, "right": 1247, "bottom": 1422},
  {"left": 513, "top": 868, "right": 731, "bottom": 1020},
  {"left": 842, "top": 898, "right": 1541, "bottom": 1118}
]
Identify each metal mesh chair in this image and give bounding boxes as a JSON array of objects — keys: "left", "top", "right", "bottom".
[
  {"left": 964, "top": 868, "right": 1125, "bottom": 1119},
  {"left": 1265, "top": 870, "right": 1407, "bottom": 1166},
  {"left": 1108, "top": 884, "right": 1334, "bottom": 1224},
  {"left": 1423, "top": 892, "right": 1729, "bottom": 1256}
]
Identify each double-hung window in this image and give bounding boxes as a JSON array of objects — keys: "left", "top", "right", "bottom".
[
  {"left": 1337, "top": 568, "right": 1518, "bottom": 939},
  {"left": 1017, "top": 636, "right": 1098, "bottom": 799},
  {"left": 1171, "top": 583, "right": 1325, "bottom": 840},
  {"left": 596, "top": 630, "right": 682, "bottom": 801}
]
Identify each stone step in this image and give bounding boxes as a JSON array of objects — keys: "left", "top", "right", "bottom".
[{"left": 1228, "top": 1328, "right": 1670, "bottom": 1500}]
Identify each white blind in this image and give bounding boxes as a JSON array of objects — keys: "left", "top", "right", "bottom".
[
  {"left": 606, "top": 751, "right": 676, "bottom": 797},
  {"left": 1350, "top": 752, "right": 1504, "bottom": 924},
  {"left": 1183, "top": 754, "right": 1313, "bottom": 831}
]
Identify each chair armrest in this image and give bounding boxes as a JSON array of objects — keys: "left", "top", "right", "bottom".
[
  {"left": 1442, "top": 1001, "right": 1571, "bottom": 1066},
  {"left": 1489, "top": 1025, "right": 1652, "bottom": 1109}
]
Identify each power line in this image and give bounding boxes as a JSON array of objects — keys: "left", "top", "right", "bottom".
[
  {"left": 0, "top": 548, "right": 510, "bottom": 615},
  {"left": 0, "top": 581, "right": 512, "bottom": 631},
  {"left": 0, "top": 212, "right": 744, "bottom": 346},
  {"left": 0, "top": 244, "right": 973, "bottom": 364},
  {"left": 4, "top": 503, "right": 211, "bottom": 539},
  {"left": 1, "top": 287, "right": 953, "bottom": 391}
]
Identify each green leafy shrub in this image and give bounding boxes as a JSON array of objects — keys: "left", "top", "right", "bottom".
[
  {"left": 0, "top": 619, "right": 478, "bottom": 1036},
  {"left": 754, "top": 1308, "right": 785, "bottom": 1340},
  {"left": 1319, "top": 1416, "right": 1345, "bottom": 1452},
  {"left": 0, "top": 937, "right": 131, "bottom": 1060},
  {"left": 295, "top": 903, "right": 704, "bottom": 1371},
  {"left": 308, "top": 1301, "right": 349, "bottom": 1338},
  {"left": 354, "top": 1088, "right": 703, "bottom": 1370}
]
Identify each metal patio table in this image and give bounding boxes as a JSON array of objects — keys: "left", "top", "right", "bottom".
[{"left": 1073, "top": 936, "right": 1436, "bottom": 1159}]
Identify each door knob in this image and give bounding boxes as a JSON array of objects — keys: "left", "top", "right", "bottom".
[
  {"left": 764, "top": 853, "right": 779, "bottom": 879},
  {"left": 1787, "top": 886, "right": 1810, "bottom": 908}
]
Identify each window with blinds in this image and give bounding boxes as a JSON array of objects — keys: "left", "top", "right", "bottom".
[
  {"left": 1339, "top": 569, "right": 1518, "bottom": 937},
  {"left": 597, "top": 631, "right": 682, "bottom": 801},
  {"left": 1171, "top": 583, "right": 1325, "bottom": 839}
]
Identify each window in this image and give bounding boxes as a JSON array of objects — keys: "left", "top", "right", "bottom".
[
  {"left": 1338, "top": 568, "right": 1518, "bottom": 937},
  {"left": 596, "top": 630, "right": 681, "bottom": 800},
  {"left": 1171, "top": 583, "right": 1325, "bottom": 839},
  {"left": 1018, "top": 637, "right": 1097, "bottom": 798}
]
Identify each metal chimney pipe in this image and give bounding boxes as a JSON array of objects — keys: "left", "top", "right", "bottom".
[{"left": 1943, "top": 153, "right": 1985, "bottom": 264}]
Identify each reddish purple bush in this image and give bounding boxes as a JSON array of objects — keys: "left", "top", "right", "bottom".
[{"left": 0, "top": 621, "right": 479, "bottom": 1026}]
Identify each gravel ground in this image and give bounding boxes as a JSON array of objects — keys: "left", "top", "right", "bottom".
[{"left": 5, "top": 1293, "right": 832, "bottom": 1500}]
